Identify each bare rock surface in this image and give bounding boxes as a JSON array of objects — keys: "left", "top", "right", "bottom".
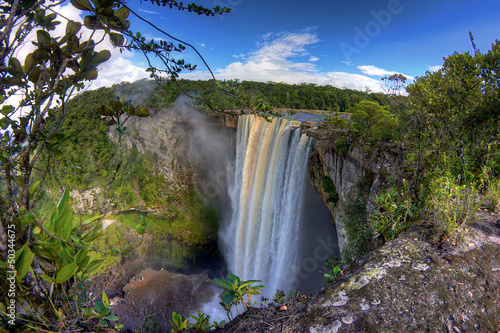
[{"left": 111, "top": 267, "right": 218, "bottom": 331}]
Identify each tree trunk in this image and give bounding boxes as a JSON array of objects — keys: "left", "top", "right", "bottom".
[{"left": 0, "top": 217, "right": 7, "bottom": 251}]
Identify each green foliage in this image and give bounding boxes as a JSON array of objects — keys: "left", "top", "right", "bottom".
[
  {"left": 81, "top": 291, "right": 119, "bottom": 327},
  {"left": 404, "top": 39, "right": 500, "bottom": 184},
  {"left": 349, "top": 101, "right": 398, "bottom": 142},
  {"left": 188, "top": 311, "right": 212, "bottom": 331},
  {"left": 2, "top": 190, "right": 125, "bottom": 330},
  {"left": 321, "top": 176, "right": 339, "bottom": 204},
  {"left": 139, "top": 79, "right": 394, "bottom": 112},
  {"left": 427, "top": 174, "right": 483, "bottom": 240},
  {"left": 381, "top": 73, "right": 408, "bottom": 96},
  {"left": 480, "top": 167, "right": 500, "bottom": 212},
  {"left": 273, "top": 289, "right": 286, "bottom": 305},
  {"left": 214, "top": 273, "right": 265, "bottom": 314},
  {"left": 335, "top": 136, "right": 350, "bottom": 157},
  {"left": 324, "top": 266, "right": 343, "bottom": 284},
  {"left": 188, "top": 310, "right": 225, "bottom": 332},
  {"left": 339, "top": 172, "right": 375, "bottom": 266},
  {"left": 370, "top": 182, "right": 417, "bottom": 242},
  {"left": 169, "top": 312, "right": 189, "bottom": 333},
  {"left": 322, "top": 112, "right": 351, "bottom": 130}
]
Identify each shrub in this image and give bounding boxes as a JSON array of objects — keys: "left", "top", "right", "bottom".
[
  {"left": 427, "top": 174, "right": 482, "bottom": 240},
  {"left": 370, "top": 182, "right": 417, "bottom": 242},
  {"left": 321, "top": 176, "right": 339, "bottom": 204}
]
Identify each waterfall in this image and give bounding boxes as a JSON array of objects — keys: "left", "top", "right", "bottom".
[{"left": 220, "top": 114, "right": 315, "bottom": 295}]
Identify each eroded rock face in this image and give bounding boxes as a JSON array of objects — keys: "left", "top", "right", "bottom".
[
  {"left": 216, "top": 211, "right": 500, "bottom": 332},
  {"left": 305, "top": 129, "right": 405, "bottom": 250}
]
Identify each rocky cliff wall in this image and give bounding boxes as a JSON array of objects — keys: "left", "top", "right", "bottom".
[{"left": 305, "top": 129, "right": 405, "bottom": 250}]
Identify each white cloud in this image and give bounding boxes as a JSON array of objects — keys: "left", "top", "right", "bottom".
[
  {"left": 357, "top": 65, "right": 397, "bottom": 77},
  {"left": 89, "top": 57, "right": 149, "bottom": 89},
  {"left": 142, "top": 34, "right": 167, "bottom": 42},
  {"left": 182, "top": 31, "right": 389, "bottom": 92},
  {"left": 428, "top": 65, "right": 442, "bottom": 72},
  {"left": 9, "top": 3, "right": 147, "bottom": 91},
  {"left": 358, "top": 65, "right": 414, "bottom": 82},
  {"left": 309, "top": 56, "right": 319, "bottom": 62},
  {"left": 138, "top": 9, "right": 160, "bottom": 15}
]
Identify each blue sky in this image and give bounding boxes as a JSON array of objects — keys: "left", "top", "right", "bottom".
[
  {"left": 115, "top": 0, "right": 499, "bottom": 92},
  {"left": 9, "top": 0, "right": 500, "bottom": 93}
]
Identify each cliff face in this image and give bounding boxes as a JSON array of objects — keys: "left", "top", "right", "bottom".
[{"left": 305, "top": 129, "right": 405, "bottom": 250}]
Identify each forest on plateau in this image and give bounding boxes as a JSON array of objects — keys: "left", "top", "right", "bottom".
[{"left": 115, "top": 78, "right": 399, "bottom": 112}]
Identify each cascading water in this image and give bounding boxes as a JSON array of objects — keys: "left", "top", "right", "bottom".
[{"left": 219, "top": 114, "right": 337, "bottom": 296}]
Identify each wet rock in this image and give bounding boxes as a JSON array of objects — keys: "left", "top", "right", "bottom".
[{"left": 112, "top": 268, "right": 217, "bottom": 331}]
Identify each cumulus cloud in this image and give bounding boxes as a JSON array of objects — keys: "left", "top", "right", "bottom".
[
  {"left": 358, "top": 65, "right": 414, "bottom": 82},
  {"left": 357, "top": 65, "right": 397, "bottom": 76},
  {"left": 182, "top": 31, "right": 392, "bottom": 92},
  {"left": 89, "top": 57, "right": 149, "bottom": 89}
]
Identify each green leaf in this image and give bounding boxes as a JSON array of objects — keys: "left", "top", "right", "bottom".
[
  {"left": 29, "top": 180, "right": 40, "bottom": 196},
  {"left": 36, "top": 30, "right": 51, "bottom": 46},
  {"left": 71, "top": 0, "right": 94, "bottom": 11},
  {"left": 115, "top": 7, "right": 130, "bottom": 20},
  {"left": 15, "top": 245, "right": 35, "bottom": 281},
  {"left": 85, "top": 258, "right": 105, "bottom": 274},
  {"left": 40, "top": 274, "right": 55, "bottom": 284},
  {"left": 135, "top": 224, "right": 145, "bottom": 235},
  {"left": 99, "top": 307, "right": 110, "bottom": 317},
  {"left": 109, "top": 33, "right": 125, "bottom": 47},
  {"left": 134, "top": 107, "right": 149, "bottom": 117},
  {"left": 1, "top": 105, "right": 14, "bottom": 116},
  {"left": 74, "top": 248, "right": 89, "bottom": 267},
  {"left": 83, "top": 68, "right": 98, "bottom": 80},
  {"left": 110, "top": 100, "right": 122, "bottom": 111},
  {"left": 91, "top": 50, "right": 111, "bottom": 65},
  {"left": 104, "top": 314, "right": 119, "bottom": 321},
  {"left": 83, "top": 15, "right": 98, "bottom": 30},
  {"left": 8, "top": 57, "right": 23, "bottom": 75},
  {"left": 28, "top": 67, "right": 41, "bottom": 83},
  {"left": 221, "top": 293, "right": 235, "bottom": 306},
  {"left": 64, "top": 21, "right": 82, "bottom": 43},
  {"left": 0, "top": 117, "right": 14, "bottom": 130},
  {"left": 99, "top": 104, "right": 113, "bottom": 116},
  {"left": 81, "top": 214, "right": 103, "bottom": 225},
  {"left": 56, "top": 262, "right": 78, "bottom": 283},
  {"left": 102, "top": 291, "right": 109, "bottom": 308},
  {"left": 21, "top": 213, "right": 36, "bottom": 225},
  {"left": 57, "top": 189, "right": 71, "bottom": 211},
  {"left": 53, "top": 204, "right": 73, "bottom": 240},
  {"left": 65, "top": 34, "right": 80, "bottom": 54}
]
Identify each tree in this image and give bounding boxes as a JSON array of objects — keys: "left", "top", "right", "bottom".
[
  {"left": 0, "top": 0, "right": 231, "bottom": 330},
  {"left": 349, "top": 100, "right": 397, "bottom": 142},
  {"left": 381, "top": 73, "right": 408, "bottom": 96},
  {"left": 404, "top": 39, "right": 500, "bottom": 182}
]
